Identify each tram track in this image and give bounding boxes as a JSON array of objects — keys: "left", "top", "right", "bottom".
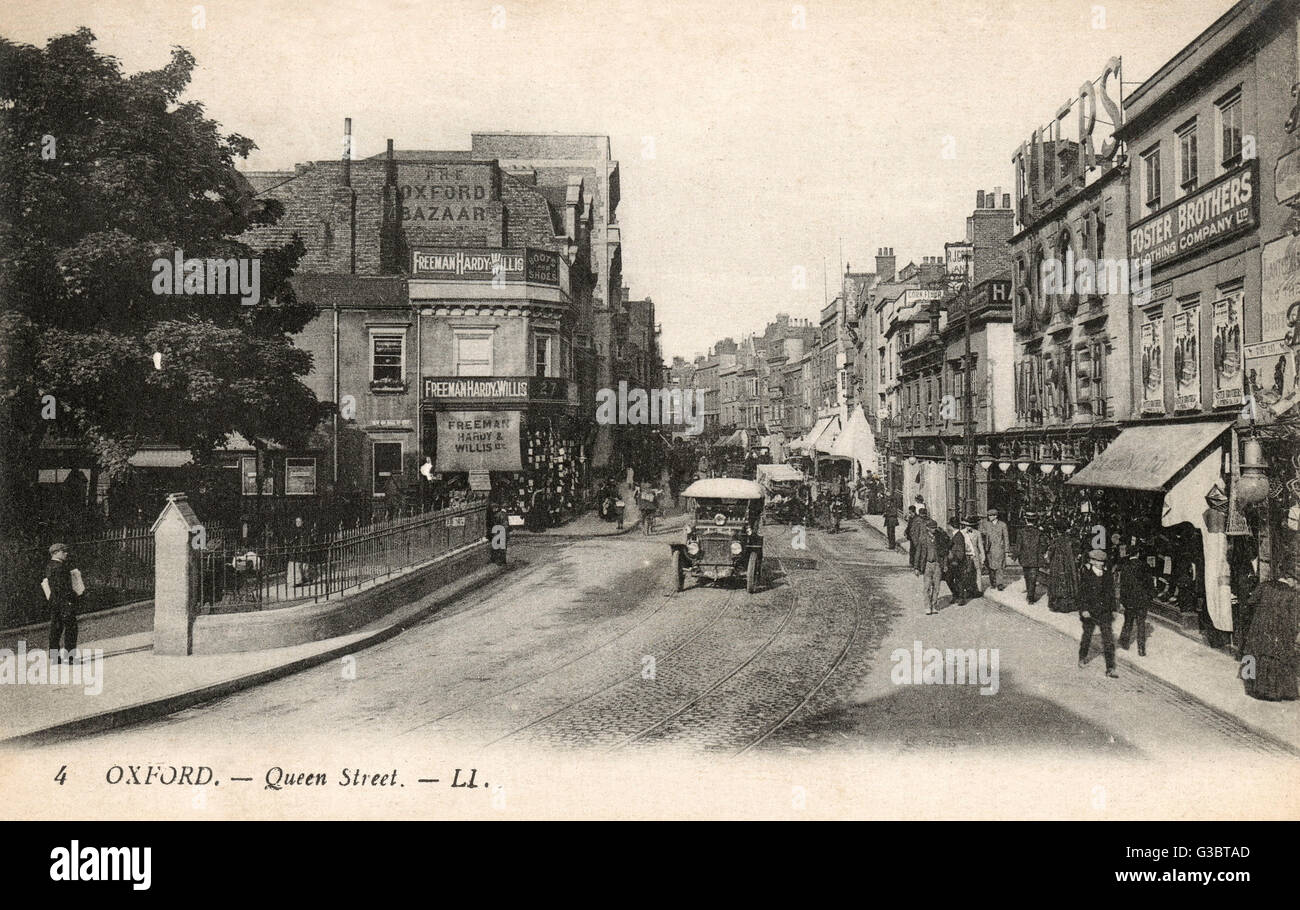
[{"left": 483, "top": 582, "right": 744, "bottom": 747}]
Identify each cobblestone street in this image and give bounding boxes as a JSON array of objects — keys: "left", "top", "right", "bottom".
[{"left": 41, "top": 520, "right": 1295, "bottom": 765}]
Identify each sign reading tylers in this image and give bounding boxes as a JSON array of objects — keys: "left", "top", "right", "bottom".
[{"left": 433, "top": 410, "right": 522, "bottom": 472}]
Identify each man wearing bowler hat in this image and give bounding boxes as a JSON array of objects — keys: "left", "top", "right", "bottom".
[
  {"left": 43, "top": 543, "right": 83, "bottom": 662},
  {"left": 1017, "top": 511, "right": 1049, "bottom": 604},
  {"left": 1078, "top": 547, "right": 1119, "bottom": 678},
  {"left": 980, "top": 507, "right": 1011, "bottom": 591}
]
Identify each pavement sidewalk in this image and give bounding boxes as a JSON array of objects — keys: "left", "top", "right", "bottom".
[
  {"left": 0, "top": 560, "right": 505, "bottom": 746},
  {"left": 858, "top": 513, "right": 1300, "bottom": 754},
  {"left": 523, "top": 482, "right": 688, "bottom": 539}
]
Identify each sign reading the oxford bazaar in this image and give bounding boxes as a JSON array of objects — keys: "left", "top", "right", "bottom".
[
  {"left": 1129, "top": 160, "right": 1258, "bottom": 270},
  {"left": 398, "top": 164, "right": 492, "bottom": 224}
]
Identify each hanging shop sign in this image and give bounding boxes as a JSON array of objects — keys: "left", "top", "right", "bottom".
[
  {"left": 1140, "top": 318, "right": 1165, "bottom": 414},
  {"left": 1172, "top": 306, "right": 1201, "bottom": 411},
  {"left": 1275, "top": 146, "right": 1300, "bottom": 205},
  {"left": 1129, "top": 160, "right": 1258, "bottom": 271},
  {"left": 433, "top": 410, "right": 522, "bottom": 472},
  {"left": 410, "top": 247, "right": 560, "bottom": 286},
  {"left": 1211, "top": 291, "right": 1245, "bottom": 408}
]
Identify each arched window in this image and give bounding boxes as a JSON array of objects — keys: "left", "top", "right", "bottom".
[{"left": 1057, "top": 230, "right": 1080, "bottom": 317}]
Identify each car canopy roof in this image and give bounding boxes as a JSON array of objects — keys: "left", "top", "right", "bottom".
[
  {"left": 756, "top": 464, "right": 805, "bottom": 483},
  {"left": 681, "top": 478, "right": 765, "bottom": 500}
]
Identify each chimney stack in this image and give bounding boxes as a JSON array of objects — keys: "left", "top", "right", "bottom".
[
  {"left": 875, "top": 247, "right": 896, "bottom": 283},
  {"left": 1003, "top": 193, "right": 1011, "bottom": 209},
  {"left": 976, "top": 190, "right": 985, "bottom": 209}
]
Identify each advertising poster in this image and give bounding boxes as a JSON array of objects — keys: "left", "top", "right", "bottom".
[
  {"left": 1211, "top": 291, "right": 1244, "bottom": 408},
  {"left": 433, "top": 410, "right": 523, "bottom": 472},
  {"left": 1172, "top": 306, "right": 1201, "bottom": 411},
  {"left": 1140, "top": 318, "right": 1164, "bottom": 414},
  {"left": 1245, "top": 339, "right": 1300, "bottom": 417}
]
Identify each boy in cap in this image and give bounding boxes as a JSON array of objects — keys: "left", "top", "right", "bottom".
[
  {"left": 44, "top": 543, "right": 82, "bottom": 662},
  {"left": 1078, "top": 547, "right": 1119, "bottom": 677}
]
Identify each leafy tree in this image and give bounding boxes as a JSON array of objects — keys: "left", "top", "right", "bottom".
[{"left": 0, "top": 28, "right": 331, "bottom": 538}]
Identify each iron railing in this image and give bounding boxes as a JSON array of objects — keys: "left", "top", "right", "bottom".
[{"left": 195, "top": 496, "right": 488, "bottom": 613}]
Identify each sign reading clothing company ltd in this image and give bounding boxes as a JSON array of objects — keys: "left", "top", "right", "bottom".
[
  {"left": 1129, "top": 161, "right": 1258, "bottom": 270},
  {"left": 433, "top": 410, "right": 522, "bottom": 472},
  {"left": 411, "top": 247, "right": 561, "bottom": 286}
]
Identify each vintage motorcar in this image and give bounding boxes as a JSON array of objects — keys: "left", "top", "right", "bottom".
[
  {"left": 669, "top": 478, "right": 765, "bottom": 593},
  {"left": 755, "top": 463, "right": 807, "bottom": 525}
]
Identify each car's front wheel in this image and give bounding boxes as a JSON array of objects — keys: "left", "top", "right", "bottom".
[
  {"left": 670, "top": 550, "right": 684, "bottom": 593},
  {"left": 745, "top": 550, "right": 760, "bottom": 594}
]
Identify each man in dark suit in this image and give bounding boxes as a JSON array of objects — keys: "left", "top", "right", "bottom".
[
  {"left": 1016, "top": 512, "right": 1049, "bottom": 604},
  {"left": 44, "top": 543, "right": 82, "bottom": 662},
  {"left": 904, "top": 506, "right": 920, "bottom": 572},
  {"left": 1078, "top": 548, "right": 1119, "bottom": 677},
  {"left": 1117, "top": 540, "right": 1154, "bottom": 656},
  {"left": 883, "top": 499, "right": 899, "bottom": 549}
]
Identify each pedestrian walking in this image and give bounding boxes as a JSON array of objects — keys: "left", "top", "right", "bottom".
[
  {"left": 883, "top": 499, "right": 899, "bottom": 549},
  {"left": 1045, "top": 523, "right": 1081, "bottom": 614},
  {"left": 1238, "top": 574, "right": 1299, "bottom": 701},
  {"left": 1077, "top": 548, "right": 1119, "bottom": 678},
  {"left": 640, "top": 484, "right": 660, "bottom": 535},
  {"left": 918, "top": 516, "right": 947, "bottom": 615},
  {"left": 1117, "top": 541, "right": 1154, "bottom": 656},
  {"left": 1017, "top": 512, "right": 1049, "bottom": 604},
  {"left": 980, "top": 508, "right": 1011, "bottom": 590},
  {"left": 905, "top": 506, "right": 921, "bottom": 573},
  {"left": 43, "top": 543, "right": 83, "bottom": 662},
  {"left": 946, "top": 514, "right": 985, "bottom": 605}
]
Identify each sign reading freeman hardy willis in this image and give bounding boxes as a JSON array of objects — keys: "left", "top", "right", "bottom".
[
  {"left": 411, "top": 247, "right": 561, "bottom": 286},
  {"left": 422, "top": 376, "right": 571, "bottom": 404},
  {"left": 1129, "top": 160, "right": 1258, "bottom": 270},
  {"left": 433, "top": 410, "right": 522, "bottom": 472}
]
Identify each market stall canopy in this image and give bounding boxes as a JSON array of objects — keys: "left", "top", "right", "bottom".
[
  {"left": 720, "top": 428, "right": 750, "bottom": 449},
  {"left": 812, "top": 415, "right": 843, "bottom": 455},
  {"left": 794, "top": 416, "right": 836, "bottom": 454},
  {"left": 829, "top": 405, "right": 879, "bottom": 473},
  {"left": 681, "top": 478, "right": 765, "bottom": 500},
  {"left": 1067, "top": 419, "right": 1234, "bottom": 491}
]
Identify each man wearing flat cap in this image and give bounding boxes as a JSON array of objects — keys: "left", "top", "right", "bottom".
[
  {"left": 1077, "top": 547, "right": 1119, "bottom": 677},
  {"left": 43, "top": 543, "right": 83, "bottom": 662}
]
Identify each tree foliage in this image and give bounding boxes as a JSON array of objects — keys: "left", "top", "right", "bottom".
[{"left": 0, "top": 28, "right": 331, "bottom": 535}]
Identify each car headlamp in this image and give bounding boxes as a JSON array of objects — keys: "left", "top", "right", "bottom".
[
  {"left": 730, "top": 540, "right": 743, "bottom": 556},
  {"left": 687, "top": 540, "right": 700, "bottom": 555}
]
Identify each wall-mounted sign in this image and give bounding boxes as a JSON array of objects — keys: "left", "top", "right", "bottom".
[
  {"left": 398, "top": 163, "right": 495, "bottom": 224},
  {"left": 1261, "top": 233, "right": 1300, "bottom": 346},
  {"left": 1140, "top": 318, "right": 1165, "bottom": 414},
  {"left": 1211, "top": 291, "right": 1245, "bottom": 408},
  {"left": 433, "top": 410, "right": 522, "bottom": 472},
  {"left": 422, "top": 376, "right": 572, "bottom": 405},
  {"left": 410, "top": 247, "right": 560, "bottom": 286},
  {"left": 1129, "top": 160, "right": 1258, "bottom": 271},
  {"left": 1171, "top": 306, "right": 1201, "bottom": 411}
]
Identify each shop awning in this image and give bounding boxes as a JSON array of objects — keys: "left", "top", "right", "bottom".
[
  {"left": 1067, "top": 419, "right": 1233, "bottom": 492},
  {"left": 812, "top": 415, "right": 842, "bottom": 454},
  {"left": 829, "top": 405, "right": 879, "bottom": 473},
  {"left": 795, "top": 417, "right": 835, "bottom": 454}
]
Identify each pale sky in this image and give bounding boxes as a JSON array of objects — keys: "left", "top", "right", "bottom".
[{"left": 2, "top": 0, "right": 1232, "bottom": 360}]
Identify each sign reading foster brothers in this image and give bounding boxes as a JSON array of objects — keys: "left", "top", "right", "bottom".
[
  {"left": 1129, "top": 160, "right": 1258, "bottom": 270},
  {"left": 411, "top": 247, "right": 560, "bottom": 286}
]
